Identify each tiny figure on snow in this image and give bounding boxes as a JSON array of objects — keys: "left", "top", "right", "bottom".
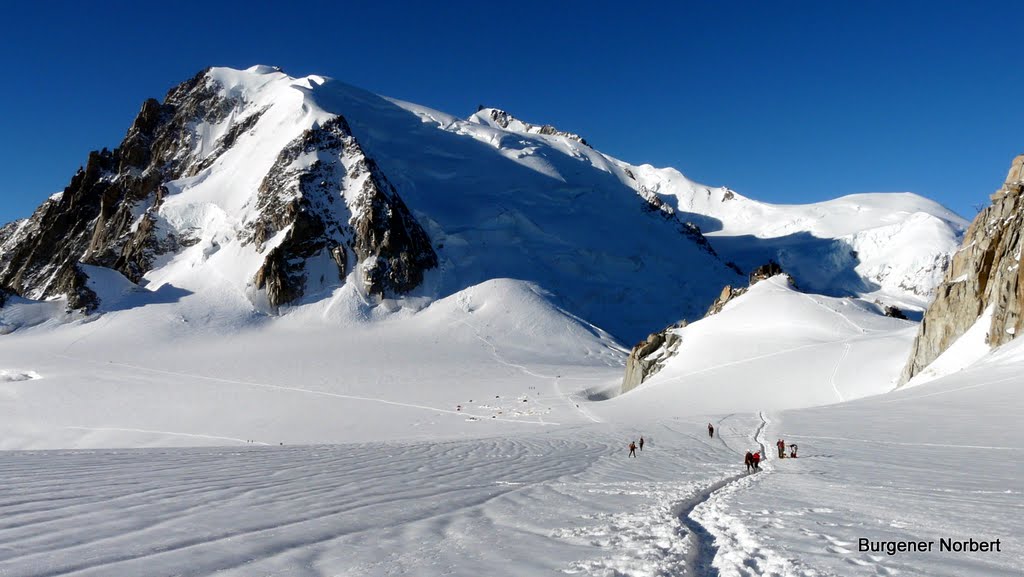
[
  {"left": 639, "top": 436, "right": 645, "bottom": 451},
  {"left": 777, "top": 439, "right": 786, "bottom": 458},
  {"left": 744, "top": 450, "right": 754, "bottom": 472},
  {"left": 790, "top": 444, "right": 798, "bottom": 458},
  {"left": 628, "top": 441, "right": 637, "bottom": 457},
  {"left": 752, "top": 451, "right": 761, "bottom": 470},
  {"left": 708, "top": 423, "right": 715, "bottom": 438}
]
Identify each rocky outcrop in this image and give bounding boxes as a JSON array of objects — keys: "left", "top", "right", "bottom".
[
  {"left": 705, "top": 284, "right": 747, "bottom": 317},
  {"left": 621, "top": 323, "right": 684, "bottom": 393},
  {"left": 472, "top": 107, "right": 590, "bottom": 147},
  {"left": 749, "top": 260, "right": 785, "bottom": 284},
  {"left": 900, "top": 154, "right": 1024, "bottom": 383},
  {"left": 246, "top": 115, "right": 437, "bottom": 308},
  {"left": 637, "top": 185, "right": 721, "bottom": 257},
  {"left": 883, "top": 305, "right": 908, "bottom": 320}
]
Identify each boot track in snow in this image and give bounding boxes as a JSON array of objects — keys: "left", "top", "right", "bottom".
[{"left": 673, "top": 411, "right": 769, "bottom": 576}]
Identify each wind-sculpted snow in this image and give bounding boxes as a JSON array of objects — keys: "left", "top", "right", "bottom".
[{"left": 0, "top": 424, "right": 743, "bottom": 577}]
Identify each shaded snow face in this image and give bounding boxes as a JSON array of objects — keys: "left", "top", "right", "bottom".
[{"left": 621, "top": 163, "right": 968, "bottom": 308}]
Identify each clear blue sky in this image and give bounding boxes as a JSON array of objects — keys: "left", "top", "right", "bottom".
[{"left": 2, "top": 0, "right": 1021, "bottom": 224}]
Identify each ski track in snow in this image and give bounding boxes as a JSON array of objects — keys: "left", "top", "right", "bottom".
[
  {"left": 786, "top": 434, "right": 1024, "bottom": 451},
  {"left": 649, "top": 336, "right": 859, "bottom": 390},
  {"left": 879, "top": 373, "right": 1019, "bottom": 403},
  {"left": 797, "top": 292, "right": 868, "bottom": 335},
  {"left": 828, "top": 343, "right": 851, "bottom": 402}
]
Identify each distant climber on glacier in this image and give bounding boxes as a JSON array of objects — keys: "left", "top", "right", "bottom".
[
  {"left": 744, "top": 450, "right": 754, "bottom": 472},
  {"left": 708, "top": 423, "right": 714, "bottom": 438},
  {"left": 752, "top": 451, "right": 761, "bottom": 470},
  {"left": 790, "top": 444, "right": 798, "bottom": 458},
  {"left": 629, "top": 441, "right": 637, "bottom": 457},
  {"left": 777, "top": 439, "right": 786, "bottom": 458},
  {"left": 639, "top": 436, "right": 645, "bottom": 451}
]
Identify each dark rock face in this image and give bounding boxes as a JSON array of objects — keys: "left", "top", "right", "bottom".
[
  {"left": 749, "top": 260, "right": 784, "bottom": 285},
  {"left": 901, "top": 154, "right": 1024, "bottom": 383},
  {"left": 636, "top": 185, "right": 721, "bottom": 257},
  {"left": 246, "top": 115, "right": 437, "bottom": 308},
  {"left": 884, "top": 305, "right": 908, "bottom": 320}
]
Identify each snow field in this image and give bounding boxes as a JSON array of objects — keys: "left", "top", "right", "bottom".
[
  {"left": 0, "top": 279, "right": 626, "bottom": 450},
  {"left": 0, "top": 420, "right": 747, "bottom": 577}
]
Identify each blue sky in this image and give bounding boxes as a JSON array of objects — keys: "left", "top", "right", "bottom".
[{"left": 1, "top": 0, "right": 1021, "bottom": 223}]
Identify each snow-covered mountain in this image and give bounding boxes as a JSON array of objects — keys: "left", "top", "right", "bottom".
[
  {"left": 0, "top": 66, "right": 745, "bottom": 344},
  {"left": 617, "top": 274, "right": 918, "bottom": 405},
  {"left": 0, "top": 65, "right": 965, "bottom": 345}
]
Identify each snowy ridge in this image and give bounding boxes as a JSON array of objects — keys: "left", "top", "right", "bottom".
[{"left": 620, "top": 163, "right": 967, "bottom": 307}]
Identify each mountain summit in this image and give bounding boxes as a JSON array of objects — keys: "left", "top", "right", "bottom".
[{"left": 0, "top": 66, "right": 745, "bottom": 341}]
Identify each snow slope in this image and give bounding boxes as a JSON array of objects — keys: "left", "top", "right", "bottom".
[
  {"left": 603, "top": 276, "right": 917, "bottom": 416},
  {"left": 0, "top": 272, "right": 1019, "bottom": 577},
  {"left": 0, "top": 420, "right": 753, "bottom": 577}
]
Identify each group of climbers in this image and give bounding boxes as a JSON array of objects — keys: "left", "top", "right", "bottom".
[
  {"left": 625, "top": 425, "right": 799, "bottom": 474},
  {"left": 628, "top": 436, "right": 645, "bottom": 457},
  {"left": 742, "top": 438, "right": 798, "bottom": 473},
  {"left": 777, "top": 438, "right": 798, "bottom": 459}
]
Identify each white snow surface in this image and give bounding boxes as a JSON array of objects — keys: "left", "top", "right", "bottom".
[{"left": 903, "top": 304, "right": 996, "bottom": 388}]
